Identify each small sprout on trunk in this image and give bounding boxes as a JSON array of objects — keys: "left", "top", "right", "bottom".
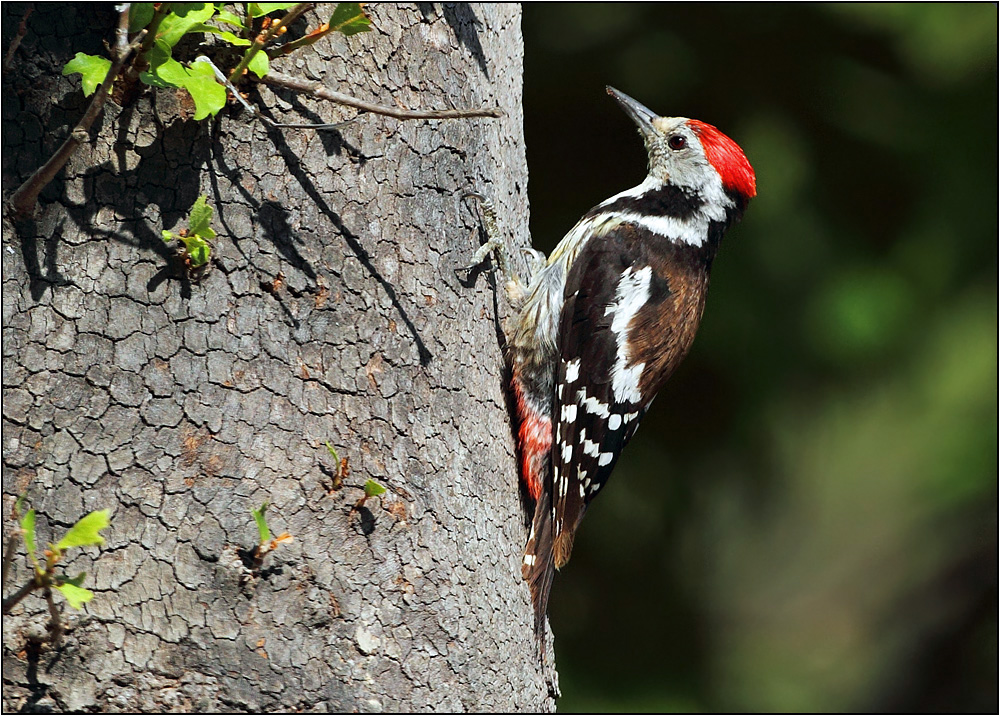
[
  {"left": 323, "top": 442, "right": 349, "bottom": 493},
  {"left": 2, "top": 504, "right": 110, "bottom": 641},
  {"left": 246, "top": 502, "right": 293, "bottom": 580},
  {"left": 353, "top": 479, "right": 386, "bottom": 511},
  {"left": 162, "top": 195, "right": 216, "bottom": 279}
]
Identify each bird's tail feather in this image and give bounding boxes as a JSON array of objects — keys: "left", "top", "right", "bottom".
[{"left": 522, "top": 487, "right": 555, "bottom": 639}]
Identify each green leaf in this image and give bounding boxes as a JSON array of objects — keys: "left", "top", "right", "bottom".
[
  {"left": 129, "top": 3, "right": 156, "bottom": 33},
  {"left": 20, "top": 508, "right": 36, "bottom": 558},
  {"left": 191, "top": 23, "right": 252, "bottom": 46},
  {"left": 63, "top": 571, "right": 88, "bottom": 587},
  {"left": 186, "top": 195, "right": 213, "bottom": 237},
  {"left": 179, "top": 235, "right": 211, "bottom": 266},
  {"left": 62, "top": 53, "right": 112, "bottom": 97},
  {"left": 214, "top": 9, "right": 246, "bottom": 28},
  {"left": 247, "top": 50, "right": 269, "bottom": 79},
  {"left": 248, "top": 3, "right": 299, "bottom": 18},
  {"left": 56, "top": 510, "right": 110, "bottom": 551},
  {"left": 363, "top": 480, "right": 386, "bottom": 498},
  {"left": 140, "top": 40, "right": 189, "bottom": 89},
  {"left": 157, "top": 3, "right": 217, "bottom": 48},
  {"left": 182, "top": 62, "right": 227, "bottom": 120},
  {"left": 252, "top": 502, "right": 271, "bottom": 543},
  {"left": 329, "top": 3, "right": 372, "bottom": 36},
  {"left": 162, "top": 229, "right": 176, "bottom": 243},
  {"left": 325, "top": 441, "right": 339, "bottom": 463},
  {"left": 54, "top": 581, "right": 94, "bottom": 609}
]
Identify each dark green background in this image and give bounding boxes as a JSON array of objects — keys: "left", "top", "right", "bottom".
[{"left": 520, "top": 4, "right": 997, "bottom": 712}]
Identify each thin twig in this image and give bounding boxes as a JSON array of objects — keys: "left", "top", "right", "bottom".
[
  {"left": 1, "top": 578, "right": 38, "bottom": 615},
  {"left": 260, "top": 70, "right": 503, "bottom": 120},
  {"left": 195, "top": 55, "right": 356, "bottom": 132},
  {"left": 2, "top": 6, "right": 32, "bottom": 74},
  {"left": 44, "top": 587, "right": 63, "bottom": 642},
  {"left": 126, "top": 2, "right": 171, "bottom": 80},
  {"left": 228, "top": 2, "right": 314, "bottom": 84},
  {"left": 267, "top": 18, "right": 335, "bottom": 60},
  {"left": 114, "top": 2, "right": 131, "bottom": 53},
  {"left": 1, "top": 533, "right": 17, "bottom": 593},
  {"left": 8, "top": 8, "right": 146, "bottom": 217}
]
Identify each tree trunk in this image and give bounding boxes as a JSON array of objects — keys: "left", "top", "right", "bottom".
[{"left": 2, "top": 3, "right": 555, "bottom": 710}]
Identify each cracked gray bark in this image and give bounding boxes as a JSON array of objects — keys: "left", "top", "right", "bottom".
[{"left": 1, "top": 3, "right": 556, "bottom": 711}]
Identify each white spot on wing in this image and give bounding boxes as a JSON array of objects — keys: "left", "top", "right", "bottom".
[
  {"left": 561, "top": 403, "right": 578, "bottom": 423},
  {"left": 598, "top": 452, "right": 614, "bottom": 467},
  {"left": 608, "top": 414, "right": 622, "bottom": 431},
  {"left": 582, "top": 439, "right": 600, "bottom": 457},
  {"left": 564, "top": 358, "right": 581, "bottom": 384},
  {"left": 578, "top": 390, "right": 611, "bottom": 418},
  {"left": 562, "top": 443, "right": 573, "bottom": 464}
]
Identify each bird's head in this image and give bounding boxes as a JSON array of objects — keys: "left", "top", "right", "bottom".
[{"left": 607, "top": 86, "right": 756, "bottom": 207}]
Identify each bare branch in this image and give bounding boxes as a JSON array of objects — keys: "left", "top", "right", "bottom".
[
  {"left": 44, "top": 587, "right": 63, "bottom": 643},
  {"left": 2, "top": 6, "right": 32, "bottom": 74},
  {"left": 114, "top": 3, "right": 130, "bottom": 58},
  {"left": 195, "top": 55, "right": 356, "bottom": 132},
  {"left": 260, "top": 70, "right": 503, "bottom": 120},
  {"left": 8, "top": 9, "right": 146, "bottom": 217},
  {"left": 1, "top": 533, "right": 17, "bottom": 593},
  {"left": 1, "top": 578, "right": 38, "bottom": 615}
]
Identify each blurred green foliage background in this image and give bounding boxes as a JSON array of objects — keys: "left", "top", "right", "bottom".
[{"left": 520, "top": 4, "right": 997, "bottom": 712}]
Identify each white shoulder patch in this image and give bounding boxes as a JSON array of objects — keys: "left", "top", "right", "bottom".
[{"left": 605, "top": 266, "right": 650, "bottom": 405}]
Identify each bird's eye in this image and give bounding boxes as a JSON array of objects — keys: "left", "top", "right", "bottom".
[{"left": 668, "top": 135, "right": 687, "bottom": 150}]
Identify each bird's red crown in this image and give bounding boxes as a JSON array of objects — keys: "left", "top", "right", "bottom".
[{"left": 688, "top": 119, "right": 757, "bottom": 199}]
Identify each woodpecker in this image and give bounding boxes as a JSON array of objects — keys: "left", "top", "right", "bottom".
[{"left": 472, "top": 87, "right": 756, "bottom": 634}]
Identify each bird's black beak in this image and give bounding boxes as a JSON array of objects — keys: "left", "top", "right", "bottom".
[{"left": 606, "top": 86, "right": 658, "bottom": 140}]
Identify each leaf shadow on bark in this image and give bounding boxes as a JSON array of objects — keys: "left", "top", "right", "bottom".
[
  {"left": 255, "top": 87, "right": 369, "bottom": 164},
  {"left": 15, "top": 112, "right": 225, "bottom": 305},
  {"left": 256, "top": 106, "right": 434, "bottom": 366},
  {"left": 417, "top": 2, "right": 490, "bottom": 79},
  {"left": 14, "top": 217, "right": 72, "bottom": 303}
]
